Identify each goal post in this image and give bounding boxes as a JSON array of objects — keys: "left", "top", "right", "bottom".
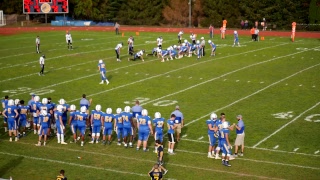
[{"left": 0, "top": 10, "right": 6, "bottom": 26}]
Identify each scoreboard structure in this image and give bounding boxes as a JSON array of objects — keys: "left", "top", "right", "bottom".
[{"left": 23, "top": 0, "right": 69, "bottom": 14}]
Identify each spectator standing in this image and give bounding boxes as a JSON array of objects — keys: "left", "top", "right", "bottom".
[
  {"left": 234, "top": 115, "right": 245, "bottom": 157},
  {"left": 254, "top": 28, "right": 259, "bottom": 41},
  {"left": 114, "top": 22, "right": 120, "bottom": 35},
  {"left": 209, "top": 24, "right": 214, "bottom": 39},
  {"left": 244, "top": 20, "right": 249, "bottom": 30},
  {"left": 240, "top": 20, "right": 244, "bottom": 29},
  {"left": 250, "top": 27, "right": 255, "bottom": 41}
]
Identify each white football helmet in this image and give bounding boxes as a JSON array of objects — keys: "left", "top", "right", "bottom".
[
  {"left": 222, "top": 121, "right": 229, "bottom": 129},
  {"left": 142, "top": 109, "right": 148, "bottom": 116},
  {"left": 182, "top": 43, "right": 186, "bottom": 46},
  {"left": 210, "top": 113, "right": 217, "bottom": 120},
  {"left": 208, "top": 40, "right": 212, "bottom": 44},
  {"left": 59, "top": 98, "right": 65, "bottom": 105},
  {"left": 173, "top": 45, "right": 177, "bottom": 49},
  {"left": 42, "top": 98, "right": 48, "bottom": 105},
  {"left": 34, "top": 96, "right": 40, "bottom": 102},
  {"left": 8, "top": 99, "right": 14, "bottom": 106},
  {"left": 184, "top": 39, "right": 188, "bottom": 43},
  {"left": 80, "top": 106, "right": 87, "bottom": 113},
  {"left": 96, "top": 104, "right": 102, "bottom": 111},
  {"left": 99, "top": 59, "right": 103, "bottom": 63},
  {"left": 177, "top": 46, "right": 181, "bottom": 49},
  {"left": 70, "top": 104, "right": 76, "bottom": 111},
  {"left": 56, "top": 105, "right": 63, "bottom": 112},
  {"left": 234, "top": 31, "right": 238, "bottom": 34},
  {"left": 201, "top": 37, "right": 204, "bottom": 40},
  {"left": 106, "top": 108, "right": 112, "bottom": 114},
  {"left": 116, "top": 108, "right": 122, "bottom": 114},
  {"left": 124, "top": 106, "right": 131, "bottom": 113},
  {"left": 196, "top": 40, "right": 200, "bottom": 44},
  {"left": 157, "top": 49, "right": 162, "bottom": 54},
  {"left": 155, "top": 112, "right": 161, "bottom": 119},
  {"left": 41, "top": 110, "right": 47, "bottom": 116},
  {"left": 14, "top": 99, "right": 20, "bottom": 105}
]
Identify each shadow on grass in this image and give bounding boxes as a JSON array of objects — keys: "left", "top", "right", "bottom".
[{"left": 0, "top": 156, "right": 24, "bottom": 177}]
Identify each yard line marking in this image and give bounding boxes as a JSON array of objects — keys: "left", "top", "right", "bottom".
[
  {"left": 0, "top": 151, "right": 147, "bottom": 177},
  {"left": 175, "top": 149, "right": 320, "bottom": 171},
  {"left": 185, "top": 62, "right": 320, "bottom": 127},
  {"left": 141, "top": 46, "right": 319, "bottom": 107},
  {"left": 253, "top": 101, "right": 320, "bottom": 148},
  {"left": 273, "top": 145, "right": 279, "bottom": 149},
  {"left": 182, "top": 134, "right": 187, "bottom": 137},
  {"left": 294, "top": 148, "right": 299, "bottom": 152},
  {"left": 197, "top": 136, "right": 204, "bottom": 140},
  {"left": 315, "top": 150, "right": 319, "bottom": 154},
  {"left": 9, "top": 141, "right": 287, "bottom": 179},
  {"left": 181, "top": 138, "right": 320, "bottom": 157}
]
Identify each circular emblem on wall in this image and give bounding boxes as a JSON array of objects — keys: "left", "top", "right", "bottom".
[{"left": 41, "top": 3, "right": 51, "bottom": 13}]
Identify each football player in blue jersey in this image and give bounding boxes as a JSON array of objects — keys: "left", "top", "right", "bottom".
[
  {"left": 136, "top": 109, "right": 153, "bottom": 152},
  {"left": 1, "top": 95, "right": 9, "bottom": 132},
  {"left": 121, "top": 106, "right": 134, "bottom": 148},
  {"left": 102, "top": 108, "right": 114, "bottom": 145},
  {"left": 220, "top": 121, "right": 232, "bottom": 167},
  {"left": 68, "top": 105, "right": 78, "bottom": 143},
  {"left": 207, "top": 113, "right": 218, "bottom": 158},
  {"left": 31, "top": 96, "right": 41, "bottom": 134},
  {"left": 36, "top": 110, "right": 51, "bottom": 146},
  {"left": 128, "top": 50, "right": 145, "bottom": 61},
  {"left": 58, "top": 99, "right": 70, "bottom": 129},
  {"left": 90, "top": 104, "right": 104, "bottom": 144},
  {"left": 47, "top": 97, "right": 56, "bottom": 136},
  {"left": 232, "top": 31, "right": 240, "bottom": 47},
  {"left": 2, "top": 99, "right": 19, "bottom": 142},
  {"left": 208, "top": 40, "right": 216, "bottom": 57},
  {"left": 153, "top": 112, "right": 165, "bottom": 153},
  {"left": 114, "top": 108, "right": 124, "bottom": 146},
  {"left": 167, "top": 114, "right": 178, "bottom": 154},
  {"left": 55, "top": 105, "right": 67, "bottom": 144},
  {"left": 77, "top": 106, "right": 89, "bottom": 146},
  {"left": 98, "top": 59, "right": 110, "bottom": 85},
  {"left": 18, "top": 100, "right": 29, "bottom": 137}
]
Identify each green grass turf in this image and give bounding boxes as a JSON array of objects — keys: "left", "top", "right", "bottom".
[{"left": 0, "top": 31, "right": 319, "bottom": 180}]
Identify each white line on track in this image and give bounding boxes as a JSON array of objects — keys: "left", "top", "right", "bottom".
[
  {"left": 0, "top": 151, "right": 147, "bottom": 177},
  {"left": 185, "top": 61, "right": 320, "bottom": 127},
  {"left": 252, "top": 101, "right": 320, "bottom": 148},
  {"left": 141, "top": 46, "right": 319, "bottom": 106},
  {"left": 6, "top": 141, "right": 291, "bottom": 179}
]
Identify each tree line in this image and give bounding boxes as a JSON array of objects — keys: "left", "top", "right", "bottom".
[{"left": 1, "top": 0, "right": 320, "bottom": 30}]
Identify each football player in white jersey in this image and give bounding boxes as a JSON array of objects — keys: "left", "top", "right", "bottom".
[
  {"left": 127, "top": 36, "right": 134, "bottom": 55},
  {"left": 178, "top": 30, "right": 183, "bottom": 44},
  {"left": 66, "top": 31, "right": 73, "bottom": 50},
  {"left": 115, "top": 42, "right": 123, "bottom": 62},
  {"left": 157, "top": 36, "right": 163, "bottom": 49}
]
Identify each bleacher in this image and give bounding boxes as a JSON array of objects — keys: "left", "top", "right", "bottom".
[{"left": 51, "top": 16, "right": 114, "bottom": 27}]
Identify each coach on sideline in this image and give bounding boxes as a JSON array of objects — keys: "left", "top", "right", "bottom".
[
  {"left": 80, "top": 94, "right": 92, "bottom": 113},
  {"left": 171, "top": 105, "right": 184, "bottom": 142},
  {"left": 234, "top": 115, "right": 245, "bottom": 157}
]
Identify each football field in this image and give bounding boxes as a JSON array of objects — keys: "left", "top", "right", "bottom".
[{"left": 0, "top": 30, "right": 319, "bottom": 180}]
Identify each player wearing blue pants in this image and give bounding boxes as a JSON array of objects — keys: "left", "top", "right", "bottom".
[
  {"left": 55, "top": 105, "right": 67, "bottom": 144},
  {"left": 2, "top": 99, "right": 19, "bottom": 142},
  {"left": 206, "top": 113, "right": 218, "bottom": 158},
  {"left": 102, "top": 108, "right": 114, "bottom": 145},
  {"left": 121, "top": 106, "right": 134, "bottom": 148},
  {"left": 36, "top": 110, "right": 50, "bottom": 146},
  {"left": 136, "top": 109, "right": 153, "bottom": 152},
  {"left": 98, "top": 59, "right": 110, "bottom": 85},
  {"left": 153, "top": 112, "right": 165, "bottom": 153},
  {"left": 77, "top": 106, "right": 88, "bottom": 146},
  {"left": 90, "top": 105, "right": 104, "bottom": 144},
  {"left": 114, "top": 108, "right": 124, "bottom": 145},
  {"left": 68, "top": 105, "right": 78, "bottom": 143}
]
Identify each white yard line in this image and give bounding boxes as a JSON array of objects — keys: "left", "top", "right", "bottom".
[
  {"left": 185, "top": 62, "right": 320, "bottom": 127},
  {"left": 252, "top": 101, "right": 320, "bottom": 148},
  {"left": 141, "top": 46, "right": 318, "bottom": 106},
  {"left": 0, "top": 151, "right": 147, "bottom": 177}
]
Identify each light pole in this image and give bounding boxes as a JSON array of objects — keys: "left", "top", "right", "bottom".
[{"left": 188, "top": 0, "right": 191, "bottom": 28}]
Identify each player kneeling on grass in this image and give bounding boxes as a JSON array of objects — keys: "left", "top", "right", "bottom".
[
  {"left": 208, "top": 40, "right": 216, "bottom": 57},
  {"left": 121, "top": 106, "right": 134, "bottom": 148},
  {"left": 136, "top": 109, "right": 153, "bottom": 152},
  {"left": 114, "top": 108, "right": 124, "bottom": 146},
  {"left": 55, "top": 105, "right": 67, "bottom": 145},
  {"left": 89, "top": 105, "right": 103, "bottom": 144},
  {"left": 146, "top": 47, "right": 160, "bottom": 57},
  {"left": 128, "top": 50, "right": 145, "bottom": 61},
  {"left": 77, "top": 106, "right": 88, "bottom": 147},
  {"left": 102, "top": 108, "right": 114, "bottom": 145},
  {"left": 153, "top": 112, "right": 165, "bottom": 153},
  {"left": 36, "top": 110, "right": 51, "bottom": 146},
  {"left": 68, "top": 104, "right": 78, "bottom": 143},
  {"left": 2, "top": 99, "right": 19, "bottom": 142},
  {"left": 220, "top": 121, "right": 232, "bottom": 167},
  {"left": 155, "top": 140, "right": 168, "bottom": 175}
]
